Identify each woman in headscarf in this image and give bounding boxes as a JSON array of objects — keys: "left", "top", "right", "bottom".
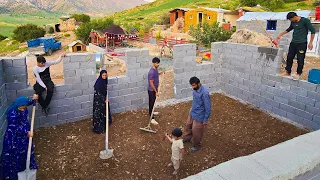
[
  {"left": 0, "top": 94, "right": 38, "bottom": 180},
  {"left": 93, "top": 70, "right": 112, "bottom": 134}
]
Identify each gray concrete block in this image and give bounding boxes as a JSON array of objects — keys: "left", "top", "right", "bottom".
[
  {"left": 58, "top": 111, "right": 75, "bottom": 121},
  {"left": 313, "top": 115, "right": 320, "bottom": 124},
  {"left": 132, "top": 99, "right": 143, "bottom": 105},
  {"left": 249, "top": 76, "right": 262, "bottom": 83},
  {"left": 112, "top": 84, "right": 128, "bottom": 91},
  {"left": 297, "top": 95, "right": 316, "bottom": 106},
  {"left": 279, "top": 103, "right": 296, "bottom": 114},
  {"left": 73, "top": 82, "right": 89, "bottom": 91},
  {"left": 81, "top": 101, "right": 92, "bottom": 109},
  {"left": 65, "top": 77, "right": 82, "bottom": 84},
  {"left": 4, "top": 74, "right": 27, "bottom": 84},
  {"left": 282, "top": 77, "right": 298, "bottom": 86},
  {"left": 79, "top": 62, "right": 95, "bottom": 69},
  {"left": 65, "top": 90, "right": 82, "bottom": 98},
  {"left": 124, "top": 94, "right": 139, "bottom": 101},
  {"left": 305, "top": 105, "right": 320, "bottom": 116},
  {"left": 4, "top": 66, "right": 27, "bottom": 76},
  {"left": 64, "top": 70, "right": 76, "bottom": 77},
  {"left": 265, "top": 98, "right": 280, "bottom": 108},
  {"left": 118, "top": 100, "right": 131, "bottom": 108},
  {"left": 274, "top": 96, "right": 289, "bottom": 104},
  {"left": 280, "top": 90, "right": 297, "bottom": 101},
  {"left": 272, "top": 107, "right": 287, "bottom": 117},
  {"left": 2, "top": 59, "right": 13, "bottom": 67},
  {"left": 82, "top": 88, "right": 94, "bottom": 96},
  {"left": 74, "top": 108, "right": 91, "bottom": 117},
  {"left": 47, "top": 106, "right": 69, "bottom": 114},
  {"left": 119, "top": 89, "right": 132, "bottom": 96},
  {"left": 74, "top": 95, "right": 90, "bottom": 104},
  {"left": 316, "top": 101, "right": 320, "bottom": 109},
  {"left": 109, "top": 96, "right": 125, "bottom": 104},
  {"left": 64, "top": 62, "right": 80, "bottom": 70},
  {"left": 54, "top": 85, "right": 73, "bottom": 92},
  {"left": 80, "top": 75, "right": 96, "bottom": 83},
  {"left": 261, "top": 78, "right": 276, "bottom": 87},
  {"left": 5, "top": 83, "right": 27, "bottom": 90},
  {"left": 264, "top": 74, "right": 283, "bottom": 82},
  {"left": 38, "top": 114, "right": 58, "bottom": 125},
  {"left": 286, "top": 112, "right": 304, "bottom": 124},
  {"left": 260, "top": 102, "right": 272, "bottom": 112},
  {"left": 298, "top": 80, "right": 317, "bottom": 91},
  {"left": 288, "top": 100, "right": 306, "bottom": 111},
  {"left": 70, "top": 54, "right": 94, "bottom": 63},
  {"left": 291, "top": 86, "right": 308, "bottom": 97},
  {"left": 275, "top": 82, "right": 291, "bottom": 91},
  {"left": 75, "top": 69, "right": 95, "bottom": 76},
  {"left": 111, "top": 107, "right": 126, "bottom": 114},
  {"left": 302, "top": 119, "right": 320, "bottom": 130},
  {"left": 294, "top": 108, "right": 313, "bottom": 121},
  {"left": 261, "top": 91, "right": 275, "bottom": 100},
  {"left": 17, "top": 88, "right": 34, "bottom": 97},
  {"left": 57, "top": 98, "right": 74, "bottom": 106},
  {"left": 307, "top": 91, "right": 320, "bottom": 101}
]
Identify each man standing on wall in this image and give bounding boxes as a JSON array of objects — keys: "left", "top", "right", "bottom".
[
  {"left": 33, "top": 52, "right": 66, "bottom": 115},
  {"left": 183, "top": 77, "right": 211, "bottom": 152},
  {"left": 277, "top": 12, "right": 315, "bottom": 80},
  {"left": 148, "top": 57, "right": 164, "bottom": 125}
]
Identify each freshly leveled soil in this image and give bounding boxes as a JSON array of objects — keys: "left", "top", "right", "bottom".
[{"left": 34, "top": 93, "right": 308, "bottom": 180}]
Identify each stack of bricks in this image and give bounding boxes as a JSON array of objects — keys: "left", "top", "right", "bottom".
[
  {"left": 236, "top": 20, "right": 292, "bottom": 54},
  {"left": 108, "top": 48, "right": 151, "bottom": 113},
  {"left": 173, "top": 44, "right": 221, "bottom": 99}
]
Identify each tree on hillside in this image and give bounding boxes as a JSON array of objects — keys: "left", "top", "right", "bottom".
[
  {"left": 75, "top": 18, "right": 114, "bottom": 43},
  {"left": 314, "top": 0, "right": 320, "bottom": 6},
  {"left": 189, "top": 22, "right": 232, "bottom": 48},
  {"left": 71, "top": 14, "right": 91, "bottom": 23},
  {"left": 240, "top": 0, "right": 285, "bottom": 10},
  {"left": 13, "top": 24, "right": 46, "bottom": 42},
  {"left": 239, "top": 0, "right": 258, "bottom": 7},
  {"left": 0, "top": 35, "right": 7, "bottom": 41}
]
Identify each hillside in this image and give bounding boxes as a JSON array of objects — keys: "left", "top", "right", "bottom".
[
  {"left": 0, "top": 0, "right": 149, "bottom": 15},
  {"left": 111, "top": 0, "right": 315, "bottom": 27}
]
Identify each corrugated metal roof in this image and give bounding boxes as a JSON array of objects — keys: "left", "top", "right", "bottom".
[
  {"left": 237, "top": 10, "right": 312, "bottom": 21},
  {"left": 68, "top": 40, "right": 85, "bottom": 47}
]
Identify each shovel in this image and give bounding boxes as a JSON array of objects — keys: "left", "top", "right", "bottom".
[
  {"left": 18, "top": 101, "right": 37, "bottom": 180},
  {"left": 99, "top": 93, "right": 114, "bottom": 159}
]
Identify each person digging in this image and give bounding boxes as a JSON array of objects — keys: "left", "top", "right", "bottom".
[
  {"left": 183, "top": 77, "right": 211, "bottom": 152},
  {"left": 277, "top": 12, "right": 315, "bottom": 81},
  {"left": 33, "top": 52, "right": 66, "bottom": 116}
]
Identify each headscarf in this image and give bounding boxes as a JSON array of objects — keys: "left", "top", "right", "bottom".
[
  {"left": 94, "top": 70, "right": 108, "bottom": 96},
  {"left": 6, "top": 96, "right": 29, "bottom": 114}
]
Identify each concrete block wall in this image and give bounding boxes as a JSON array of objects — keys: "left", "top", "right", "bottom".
[
  {"left": 237, "top": 20, "right": 292, "bottom": 54},
  {"left": 0, "top": 59, "right": 7, "bottom": 151},
  {"left": 173, "top": 43, "right": 320, "bottom": 130},
  {"left": 0, "top": 48, "right": 151, "bottom": 131},
  {"left": 173, "top": 44, "right": 221, "bottom": 99}
]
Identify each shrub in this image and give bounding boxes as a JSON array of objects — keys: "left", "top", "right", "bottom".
[
  {"left": 189, "top": 22, "right": 232, "bottom": 48},
  {"left": 49, "top": 27, "right": 54, "bottom": 34},
  {"left": 64, "top": 33, "right": 71, "bottom": 37},
  {"left": 13, "top": 24, "right": 46, "bottom": 42},
  {"left": 314, "top": 0, "right": 320, "bottom": 6},
  {"left": 0, "top": 35, "right": 7, "bottom": 41},
  {"left": 71, "top": 14, "right": 91, "bottom": 23}
]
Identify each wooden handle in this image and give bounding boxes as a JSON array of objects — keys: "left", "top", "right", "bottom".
[{"left": 26, "top": 103, "right": 36, "bottom": 171}]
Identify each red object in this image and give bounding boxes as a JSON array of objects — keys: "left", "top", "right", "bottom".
[
  {"left": 222, "top": 23, "right": 231, "bottom": 31},
  {"left": 272, "top": 39, "right": 279, "bottom": 46},
  {"left": 316, "top": 6, "right": 320, "bottom": 20}
]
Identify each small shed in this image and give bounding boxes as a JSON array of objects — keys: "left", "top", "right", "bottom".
[
  {"left": 236, "top": 10, "right": 320, "bottom": 56},
  {"left": 184, "top": 7, "right": 229, "bottom": 32},
  {"left": 68, "top": 40, "right": 87, "bottom": 52},
  {"left": 169, "top": 8, "right": 193, "bottom": 26}
]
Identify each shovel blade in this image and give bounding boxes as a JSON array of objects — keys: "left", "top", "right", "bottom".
[
  {"left": 18, "top": 170, "right": 37, "bottom": 180},
  {"left": 99, "top": 149, "right": 114, "bottom": 159}
]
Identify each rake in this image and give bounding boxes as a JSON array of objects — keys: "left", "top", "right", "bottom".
[{"left": 139, "top": 72, "right": 164, "bottom": 133}]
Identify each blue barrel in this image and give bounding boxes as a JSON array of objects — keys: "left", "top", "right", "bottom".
[{"left": 308, "top": 69, "right": 320, "bottom": 84}]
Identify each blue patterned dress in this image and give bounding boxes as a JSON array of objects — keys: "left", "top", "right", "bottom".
[{"left": 0, "top": 99, "right": 37, "bottom": 180}]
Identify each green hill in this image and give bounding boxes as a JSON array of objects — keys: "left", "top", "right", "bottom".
[{"left": 110, "top": 0, "right": 315, "bottom": 29}]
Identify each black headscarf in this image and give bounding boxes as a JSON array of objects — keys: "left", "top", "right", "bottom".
[{"left": 94, "top": 70, "right": 108, "bottom": 96}]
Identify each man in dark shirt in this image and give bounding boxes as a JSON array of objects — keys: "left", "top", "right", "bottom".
[
  {"left": 148, "top": 57, "right": 164, "bottom": 125},
  {"left": 277, "top": 12, "right": 315, "bottom": 80}
]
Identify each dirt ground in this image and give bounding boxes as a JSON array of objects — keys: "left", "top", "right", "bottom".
[
  {"left": 280, "top": 56, "right": 320, "bottom": 80},
  {"left": 34, "top": 93, "right": 308, "bottom": 180}
]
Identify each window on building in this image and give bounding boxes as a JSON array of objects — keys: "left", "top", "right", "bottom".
[
  {"left": 208, "top": 16, "right": 211, "bottom": 20},
  {"left": 190, "top": 15, "right": 193, "bottom": 19},
  {"left": 266, "top": 20, "right": 277, "bottom": 30}
]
